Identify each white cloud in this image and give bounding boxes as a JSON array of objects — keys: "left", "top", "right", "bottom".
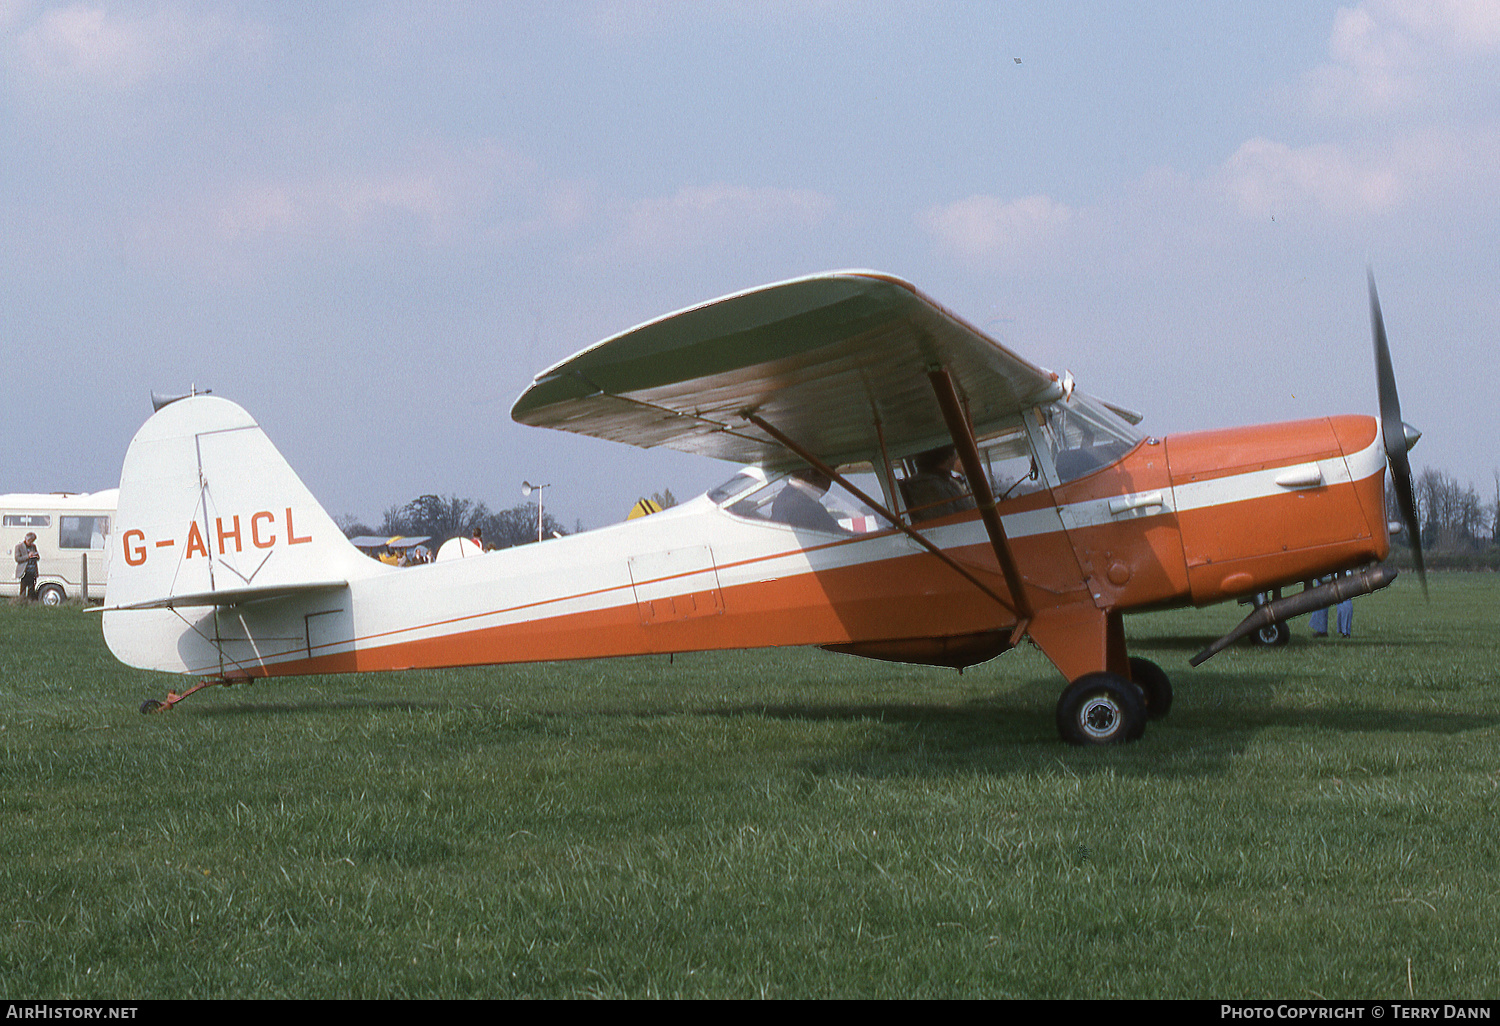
[
  {"left": 1304, "top": 0, "right": 1500, "bottom": 117},
  {"left": 917, "top": 193, "right": 1075, "bottom": 265},
  {"left": 214, "top": 141, "right": 540, "bottom": 243},
  {"left": 1216, "top": 124, "right": 1500, "bottom": 224},
  {"left": 13, "top": 2, "right": 268, "bottom": 89},
  {"left": 0, "top": 0, "right": 34, "bottom": 33},
  {"left": 1221, "top": 1, "right": 1500, "bottom": 222},
  {"left": 1218, "top": 137, "right": 1403, "bottom": 218}
]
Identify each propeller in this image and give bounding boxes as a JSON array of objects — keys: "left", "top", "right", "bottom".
[{"left": 1368, "top": 269, "right": 1426, "bottom": 595}]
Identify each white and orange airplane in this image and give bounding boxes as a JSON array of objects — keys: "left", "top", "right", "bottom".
[{"left": 102, "top": 270, "right": 1423, "bottom": 744}]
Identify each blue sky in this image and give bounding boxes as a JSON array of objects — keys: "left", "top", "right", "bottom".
[{"left": 4, "top": 1, "right": 1497, "bottom": 529}]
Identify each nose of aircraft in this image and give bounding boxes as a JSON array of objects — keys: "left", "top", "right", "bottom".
[{"left": 1400, "top": 421, "right": 1421, "bottom": 452}]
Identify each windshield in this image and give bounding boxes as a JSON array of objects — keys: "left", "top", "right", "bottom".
[{"left": 1038, "top": 389, "right": 1143, "bottom": 483}]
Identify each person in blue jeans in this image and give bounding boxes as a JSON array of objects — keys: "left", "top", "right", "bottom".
[{"left": 1309, "top": 573, "right": 1354, "bottom": 638}]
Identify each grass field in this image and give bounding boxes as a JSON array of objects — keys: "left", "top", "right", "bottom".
[{"left": 3, "top": 573, "right": 1498, "bottom": 999}]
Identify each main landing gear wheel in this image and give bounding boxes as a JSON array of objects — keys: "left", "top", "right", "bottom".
[
  {"left": 1056, "top": 672, "right": 1147, "bottom": 745},
  {"left": 1128, "top": 656, "right": 1173, "bottom": 721}
]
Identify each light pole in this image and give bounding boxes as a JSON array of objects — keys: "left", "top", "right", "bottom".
[{"left": 521, "top": 481, "right": 548, "bottom": 543}]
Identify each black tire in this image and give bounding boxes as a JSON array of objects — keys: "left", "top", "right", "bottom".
[
  {"left": 1056, "top": 672, "right": 1147, "bottom": 745},
  {"left": 1250, "top": 619, "right": 1291, "bottom": 647},
  {"left": 37, "top": 584, "right": 65, "bottom": 607},
  {"left": 1128, "top": 656, "right": 1173, "bottom": 720}
]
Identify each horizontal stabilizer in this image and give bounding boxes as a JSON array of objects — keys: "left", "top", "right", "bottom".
[{"left": 101, "top": 579, "right": 348, "bottom": 612}]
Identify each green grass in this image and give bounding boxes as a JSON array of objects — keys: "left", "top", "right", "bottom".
[{"left": 2, "top": 574, "right": 1498, "bottom": 998}]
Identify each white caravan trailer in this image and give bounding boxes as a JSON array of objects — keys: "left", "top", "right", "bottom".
[{"left": 2, "top": 490, "right": 118, "bottom": 605}]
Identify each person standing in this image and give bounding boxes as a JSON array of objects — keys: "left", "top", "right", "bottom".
[
  {"left": 1309, "top": 572, "right": 1354, "bottom": 638},
  {"left": 14, "top": 531, "right": 40, "bottom": 601}
]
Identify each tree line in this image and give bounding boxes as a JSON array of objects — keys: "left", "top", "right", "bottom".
[
  {"left": 335, "top": 489, "right": 677, "bottom": 553},
  {"left": 336, "top": 494, "right": 570, "bottom": 552},
  {"left": 1387, "top": 468, "right": 1499, "bottom": 569},
  {"left": 1414, "top": 469, "right": 1496, "bottom": 548}
]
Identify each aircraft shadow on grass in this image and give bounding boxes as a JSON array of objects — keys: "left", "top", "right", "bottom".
[
  {"left": 166, "top": 654, "right": 1494, "bottom": 782},
  {"left": 1131, "top": 631, "right": 1428, "bottom": 653},
  {"left": 191, "top": 697, "right": 452, "bottom": 718},
  {"left": 700, "top": 675, "right": 1498, "bottom": 781}
]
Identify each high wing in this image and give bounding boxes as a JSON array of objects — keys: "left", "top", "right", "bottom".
[{"left": 511, "top": 271, "right": 1065, "bottom": 468}]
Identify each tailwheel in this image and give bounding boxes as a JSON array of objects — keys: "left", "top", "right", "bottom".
[
  {"left": 1128, "top": 656, "right": 1173, "bottom": 720},
  {"left": 1056, "top": 672, "right": 1147, "bottom": 745},
  {"left": 138, "top": 678, "right": 226, "bottom": 715}
]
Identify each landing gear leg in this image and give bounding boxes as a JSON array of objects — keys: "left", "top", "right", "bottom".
[{"left": 1032, "top": 608, "right": 1155, "bottom": 744}]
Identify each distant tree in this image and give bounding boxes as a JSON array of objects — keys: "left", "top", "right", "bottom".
[
  {"left": 1492, "top": 471, "right": 1499, "bottom": 546},
  {"left": 381, "top": 494, "right": 488, "bottom": 547},
  {"left": 334, "top": 513, "right": 376, "bottom": 539},
  {"left": 479, "top": 504, "right": 567, "bottom": 548},
  {"left": 650, "top": 488, "right": 678, "bottom": 509},
  {"left": 369, "top": 494, "right": 577, "bottom": 551},
  {"left": 1395, "top": 470, "right": 1488, "bottom": 552}
]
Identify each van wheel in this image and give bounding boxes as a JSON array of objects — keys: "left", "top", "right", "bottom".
[{"left": 38, "top": 584, "right": 65, "bottom": 607}]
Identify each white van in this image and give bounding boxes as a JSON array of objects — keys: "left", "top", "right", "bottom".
[{"left": 2, "top": 490, "right": 118, "bottom": 605}]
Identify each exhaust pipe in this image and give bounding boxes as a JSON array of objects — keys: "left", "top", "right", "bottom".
[{"left": 1190, "top": 565, "right": 1398, "bottom": 667}]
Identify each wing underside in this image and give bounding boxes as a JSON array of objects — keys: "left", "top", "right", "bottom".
[{"left": 511, "top": 271, "right": 1062, "bottom": 468}]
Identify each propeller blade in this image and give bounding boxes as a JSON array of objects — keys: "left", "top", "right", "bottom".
[
  {"left": 1387, "top": 437, "right": 1426, "bottom": 594},
  {"left": 1369, "top": 270, "right": 1403, "bottom": 460},
  {"left": 1369, "top": 270, "right": 1426, "bottom": 594}
]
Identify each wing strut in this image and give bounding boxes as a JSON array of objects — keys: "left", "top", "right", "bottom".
[
  {"left": 927, "top": 367, "right": 1033, "bottom": 621},
  {"left": 742, "top": 411, "right": 1020, "bottom": 618}
]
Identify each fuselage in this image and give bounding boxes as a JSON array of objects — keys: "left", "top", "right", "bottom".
[{"left": 103, "top": 412, "right": 1390, "bottom": 684}]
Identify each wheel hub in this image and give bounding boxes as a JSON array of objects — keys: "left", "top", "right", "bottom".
[{"left": 1080, "top": 696, "right": 1121, "bottom": 739}]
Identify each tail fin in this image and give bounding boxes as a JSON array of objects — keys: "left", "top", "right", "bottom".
[{"left": 104, "top": 395, "right": 383, "bottom": 612}]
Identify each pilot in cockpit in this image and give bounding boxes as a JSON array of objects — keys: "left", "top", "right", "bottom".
[{"left": 901, "top": 446, "right": 977, "bottom": 522}]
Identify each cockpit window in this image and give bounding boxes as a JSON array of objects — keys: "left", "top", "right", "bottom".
[
  {"left": 974, "top": 423, "right": 1043, "bottom": 500},
  {"left": 707, "top": 469, "right": 766, "bottom": 505},
  {"left": 1038, "top": 389, "right": 1142, "bottom": 483},
  {"left": 710, "top": 468, "right": 882, "bottom": 535}
]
